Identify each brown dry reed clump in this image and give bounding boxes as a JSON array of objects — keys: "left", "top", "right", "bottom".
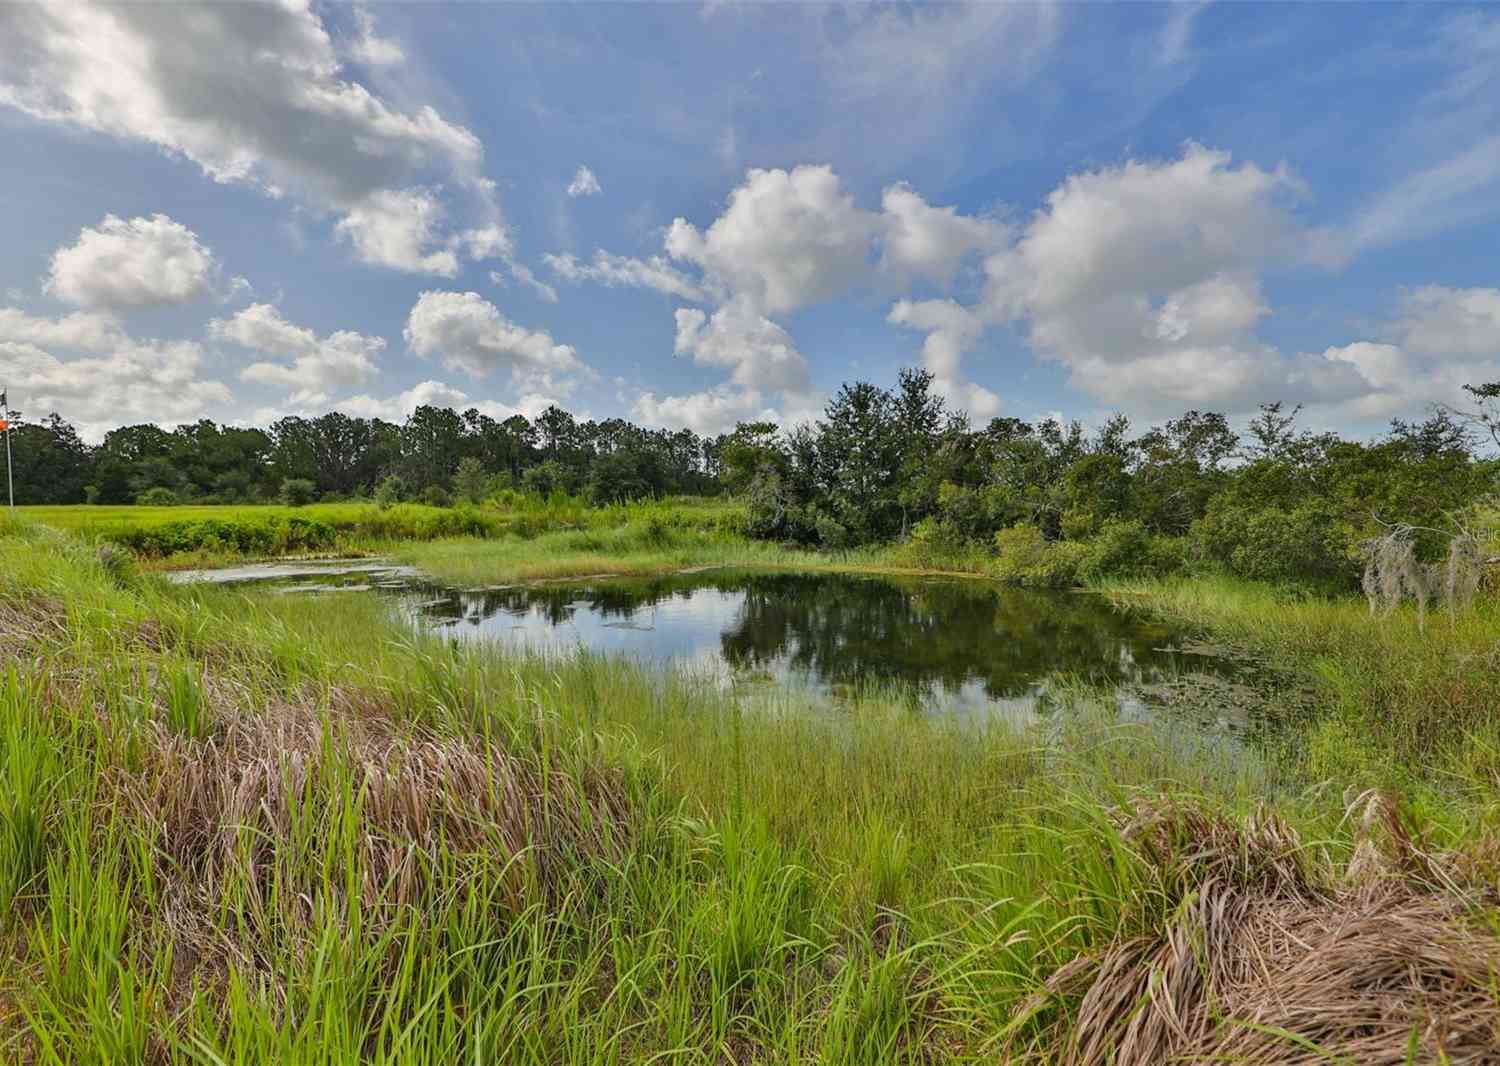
[
  {"left": 108, "top": 686, "right": 635, "bottom": 1007},
  {"left": 1028, "top": 794, "right": 1500, "bottom": 1065}
]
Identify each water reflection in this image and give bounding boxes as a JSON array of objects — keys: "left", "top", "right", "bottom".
[{"left": 394, "top": 570, "right": 1242, "bottom": 718}]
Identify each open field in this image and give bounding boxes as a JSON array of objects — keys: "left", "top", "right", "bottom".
[
  {"left": 16, "top": 498, "right": 750, "bottom": 570},
  {"left": 3, "top": 515, "right": 1499, "bottom": 1061}
]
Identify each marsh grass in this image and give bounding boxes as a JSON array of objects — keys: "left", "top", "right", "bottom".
[
  {"left": 2, "top": 519, "right": 1498, "bottom": 1062},
  {"left": 1102, "top": 574, "right": 1500, "bottom": 788}
]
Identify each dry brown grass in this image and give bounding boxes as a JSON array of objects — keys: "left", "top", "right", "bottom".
[
  {"left": 1030, "top": 795, "right": 1500, "bottom": 1065},
  {"left": 0, "top": 599, "right": 67, "bottom": 666},
  {"left": 103, "top": 686, "right": 635, "bottom": 1003}
]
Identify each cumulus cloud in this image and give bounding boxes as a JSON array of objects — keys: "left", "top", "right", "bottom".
[
  {"left": 403, "top": 291, "right": 587, "bottom": 391},
  {"left": 877, "top": 143, "right": 1377, "bottom": 418},
  {"left": 0, "top": 307, "right": 127, "bottom": 352},
  {"left": 877, "top": 183, "right": 1008, "bottom": 286},
  {"left": 1312, "top": 286, "right": 1500, "bottom": 420},
  {"left": 666, "top": 165, "right": 875, "bottom": 314},
  {"left": 544, "top": 251, "right": 710, "bottom": 302},
  {"left": 210, "top": 303, "right": 384, "bottom": 407},
  {"left": 548, "top": 164, "right": 1016, "bottom": 416},
  {"left": 0, "top": 307, "right": 231, "bottom": 440},
  {"left": 1395, "top": 286, "right": 1500, "bottom": 361},
  {"left": 321, "top": 378, "right": 551, "bottom": 425},
  {"left": 632, "top": 386, "right": 775, "bottom": 436},
  {"left": 566, "top": 165, "right": 602, "bottom": 198},
  {"left": 673, "top": 298, "right": 810, "bottom": 394},
  {"left": 335, "top": 188, "right": 462, "bottom": 275},
  {"left": 887, "top": 299, "right": 999, "bottom": 418},
  {"left": 46, "top": 214, "right": 219, "bottom": 309},
  {"left": 0, "top": 1, "right": 503, "bottom": 274}
]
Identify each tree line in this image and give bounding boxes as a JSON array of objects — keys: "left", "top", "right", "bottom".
[
  {"left": 10, "top": 368, "right": 1498, "bottom": 586},
  {"left": 4, "top": 404, "right": 724, "bottom": 507},
  {"left": 718, "top": 369, "right": 1498, "bottom": 586}
]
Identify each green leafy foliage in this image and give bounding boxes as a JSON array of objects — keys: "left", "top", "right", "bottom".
[{"left": 277, "top": 477, "right": 317, "bottom": 506}]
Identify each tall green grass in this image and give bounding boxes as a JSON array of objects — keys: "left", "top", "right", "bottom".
[
  {"left": 1102, "top": 573, "right": 1500, "bottom": 789},
  {"left": 1, "top": 518, "right": 1495, "bottom": 1062}
]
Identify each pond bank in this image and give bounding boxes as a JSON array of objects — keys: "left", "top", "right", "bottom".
[{"left": 2, "top": 519, "right": 1498, "bottom": 1061}]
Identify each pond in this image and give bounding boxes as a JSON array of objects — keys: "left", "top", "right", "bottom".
[{"left": 182, "top": 561, "right": 1271, "bottom": 734}]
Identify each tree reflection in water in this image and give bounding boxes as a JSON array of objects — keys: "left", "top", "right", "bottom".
[{"left": 401, "top": 570, "right": 1238, "bottom": 704}]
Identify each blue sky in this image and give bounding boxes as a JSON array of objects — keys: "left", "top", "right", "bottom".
[{"left": 1, "top": 1, "right": 1498, "bottom": 441}]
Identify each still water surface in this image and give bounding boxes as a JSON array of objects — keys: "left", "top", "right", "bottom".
[{"left": 184, "top": 561, "right": 1257, "bottom": 731}]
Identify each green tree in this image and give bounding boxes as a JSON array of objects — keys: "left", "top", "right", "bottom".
[
  {"left": 279, "top": 477, "right": 317, "bottom": 506},
  {"left": 453, "top": 457, "right": 489, "bottom": 504}
]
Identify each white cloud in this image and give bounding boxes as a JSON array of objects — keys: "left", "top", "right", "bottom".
[
  {"left": 403, "top": 291, "right": 586, "bottom": 387},
  {"left": 673, "top": 298, "right": 809, "bottom": 393},
  {"left": 0, "top": 308, "right": 231, "bottom": 441},
  {"left": 1345, "top": 14, "right": 1500, "bottom": 253},
  {"left": 958, "top": 144, "right": 1374, "bottom": 416},
  {"left": 823, "top": 3, "right": 1060, "bottom": 165},
  {"left": 1394, "top": 286, "right": 1500, "bottom": 361},
  {"left": 210, "top": 303, "right": 384, "bottom": 407},
  {"left": 666, "top": 165, "right": 875, "bottom": 314},
  {"left": 887, "top": 299, "right": 998, "bottom": 418},
  {"left": 335, "top": 188, "right": 462, "bottom": 276},
  {"left": 877, "top": 183, "right": 1008, "bottom": 286},
  {"left": 544, "top": 251, "right": 710, "bottom": 302},
  {"left": 653, "top": 165, "right": 1014, "bottom": 413},
  {"left": 0, "top": 307, "right": 127, "bottom": 352},
  {"left": 324, "top": 379, "right": 549, "bottom": 424},
  {"left": 632, "top": 386, "right": 775, "bottom": 436},
  {"left": 492, "top": 263, "right": 559, "bottom": 303},
  {"left": 347, "top": 5, "right": 404, "bottom": 67},
  {"left": 1312, "top": 287, "right": 1500, "bottom": 420},
  {"left": 46, "top": 214, "right": 219, "bottom": 309},
  {"left": 567, "top": 165, "right": 602, "bottom": 198},
  {"left": 0, "top": 1, "right": 504, "bottom": 273}
]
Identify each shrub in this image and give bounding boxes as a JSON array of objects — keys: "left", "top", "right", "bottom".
[
  {"left": 453, "top": 458, "right": 488, "bottom": 504},
  {"left": 136, "top": 487, "right": 179, "bottom": 506},
  {"left": 279, "top": 478, "right": 317, "bottom": 507},
  {"left": 1076, "top": 519, "right": 1186, "bottom": 581},
  {"left": 375, "top": 475, "right": 407, "bottom": 509},
  {"left": 421, "top": 485, "right": 452, "bottom": 508},
  {"left": 109, "top": 515, "right": 338, "bottom": 558},
  {"left": 991, "top": 524, "right": 1086, "bottom": 587},
  {"left": 1194, "top": 500, "right": 1351, "bottom": 587},
  {"left": 814, "top": 511, "right": 852, "bottom": 550}
]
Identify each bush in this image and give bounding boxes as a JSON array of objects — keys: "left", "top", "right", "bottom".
[
  {"left": 136, "top": 487, "right": 179, "bottom": 507},
  {"left": 991, "top": 524, "right": 1086, "bottom": 587},
  {"left": 420, "top": 485, "right": 452, "bottom": 508},
  {"left": 375, "top": 475, "right": 407, "bottom": 509},
  {"left": 110, "top": 515, "right": 338, "bottom": 558},
  {"left": 1194, "top": 500, "right": 1351, "bottom": 586},
  {"left": 453, "top": 458, "right": 488, "bottom": 504},
  {"left": 1076, "top": 519, "right": 1186, "bottom": 581},
  {"left": 279, "top": 478, "right": 317, "bottom": 506}
]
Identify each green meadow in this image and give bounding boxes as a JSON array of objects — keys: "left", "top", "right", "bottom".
[{"left": 2, "top": 510, "right": 1498, "bottom": 1062}]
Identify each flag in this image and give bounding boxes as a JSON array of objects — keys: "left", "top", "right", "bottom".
[
  {"left": 0, "top": 389, "right": 6, "bottom": 410},
  {"left": 0, "top": 421, "right": 8, "bottom": 432}
]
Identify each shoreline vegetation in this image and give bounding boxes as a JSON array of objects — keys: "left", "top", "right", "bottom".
[
  {"left": 8, "top": 374, "right": 1500, "bottom": 1059},
  {"left": 4, "top": 508, "right": 1500, "bottom": 1061}
]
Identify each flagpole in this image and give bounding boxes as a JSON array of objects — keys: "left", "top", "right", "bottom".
[{"left": 2, "top": 385, "right": 11, "bottom": 510}]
